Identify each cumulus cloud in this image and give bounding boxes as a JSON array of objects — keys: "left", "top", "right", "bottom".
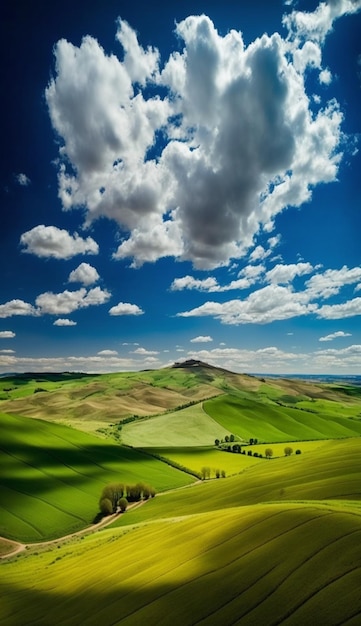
[
  {"left": 317, "top": 297, "right": 361, "bottom": 319},
  {"left": 0, "top": 331, "right": 15, "bottom": 338},
  {"left": 53, "top": 318, "right": 77, "bottom": 326},
  {"left": 319, "top": 330, "right": 352, "bottom": 342},
  {"left": 68, "top": 262, "right": 100, "bottom": 286},
  {"left": 97, "top": 349, "right": 118, "bottom": 356},
  {"left": 0, "top": 299, "right": 37, "bottom": 318},
  {"left": 109, "top": 302, "right": 144, "bottom": 316},
  {"left": 178, "top": 284, "right": 316, "bottom": 325},
  {"left": 266, "top": 262, "right": 314, "bottom": 284},
  {"left": 190, "top": 335, "right": 213, "bottom": 343},
  {"left": 36, "top": 287, "right": 110, "bottom": 315},
  {"left": 20, "top": 225, "right": 99, "bottom": 259},
  {"left": 46, "top": 8, "right": 354, "bottom": 268},
  {"left": 131, "top": 347, "right": 159, "bottom": 355},
  {"left": 306, "top": 266, "right": 361, "bottom": 299},
  {"left": 16, "top": 173, "right": 31, "bottom": 186},
  {"left": 170, "top": 274, "right": 252, "bottom": 293}
]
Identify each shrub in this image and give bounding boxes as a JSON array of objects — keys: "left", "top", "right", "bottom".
[
  {"left": 214, "top": 438, "right": 220, "bottom": 446},
  {"left": 284, "top": 446, "right": 293, "bottom": 456},
  {"left": 230, "top": 434, "right": 235, "bottom": 442},
  {"left": 295, "top": 449, "right": 302, "bottom": 455},
  {"left": 221, "top": 470, "right": 226, "bottom": 478},
  {"left": 265, "top": 448, "right": 273, "bottom": 459}
]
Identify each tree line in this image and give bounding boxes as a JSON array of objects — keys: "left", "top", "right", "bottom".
[{"left": 99, "top": 482, "right": 156, "bottom": 516}]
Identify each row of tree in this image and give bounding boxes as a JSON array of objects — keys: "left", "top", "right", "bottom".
[
  {"left": 99, "top": 482, "right": 156, "bottom": 516},
  {"left": 200, "top": 467, "right": 226, "bottom": 480}
]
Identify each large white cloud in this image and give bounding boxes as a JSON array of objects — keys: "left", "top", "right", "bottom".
[
  {"left": 317, "top": 297, "right": 361, "bottom": 319},
  {"left": 36, "top": 287, "right": 110, "bottom": 315},
  {"left": 46, "top": 6, "right": 357, "bottom": 268},
  {"left": 0, "top": 299, "right": 37, "bottom": 318},
  {"left": 0, "top": 331, "right": 15, "bottom": 338},
  {"left": 306, "top": 266, "right": 361, "bottom": 299},
  {"left": 178, "top": 284, "right": 317, "bottom": 325},
  {"left": 20, "top": 225, "right": 99, "bottom": 259}
]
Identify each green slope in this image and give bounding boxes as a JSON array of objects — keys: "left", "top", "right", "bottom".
[
  {"left": 0, "top": 412, "right": 194, "bottom": 541},
  {"left": 110, "top": 437, "right": 361, "bottom": 528},
  {"left": 204, "top": 392, "right": 361, "bottom": 442},
  {"left": 1, "top": 503, "right": 360, "bottom": 625}
]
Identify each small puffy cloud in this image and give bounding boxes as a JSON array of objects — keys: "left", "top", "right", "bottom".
[
  {"left": 190, "top": 335, "right": 213, "bottom": 343},
  {"left": 47, "top": 12, "right": 349, "bottom": 269},
  {"left": 20, "top": 225, "right": 99, "bottom": 259},
  {"left": 16, "top": 173, "right": 31, "bottom": 186},
  {"left": 68, "top": 263, "right": 100, "bottom": 286},
  {"left": 319, "top": 330, "right": 352, "bottom": 342},
  {"left": 266, "top": 262, "right": 314, "bottom": 284},
  {"left": 319, "top": 68, "right": 332, "bottom": 84},
  {"left": 132, "top": 347, "right": 159, "bottom": 355},
  {"left": 97, "top": 349, "right": 118, "bottom": 356},
  {"left": 178, "top": 285, "right": 316, "bottom": 325},
  {"left": 36, "top": 287, "right": 110, "bottom": 315},
  {"left": 0, "top": 299, "right": 37, "bottom": 318},
  {"left": 0, "top": 331, "right": 15, "bottom": 338},
  {"left": 109, "top": 302, "right": 144, "bottom": 316},
  {"left": 317, "top": 297, "right": 361, "bottom": 320},
  {"left": 53, "top": 319, "right": 77, "bottom": 326}
]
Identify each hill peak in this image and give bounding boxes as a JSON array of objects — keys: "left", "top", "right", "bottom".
[{"left": 172, "top": 359, "right": 225, "bottom": 371}]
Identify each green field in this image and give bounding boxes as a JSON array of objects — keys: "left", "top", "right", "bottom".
[
  {"left": 1, "top": 364, "right": 361, "bottom": 625},
  {"left": 1, "top": 502, "right": 360, "bottom": 625},
  {"left": 0, "top": 412, "right": 194, "bottom": 541},
  {"left": 204, "top": 392, "right": 361, "bottom": 442},
  {"left": 121, "top": 404, "right": 232, "bottom": 447}
]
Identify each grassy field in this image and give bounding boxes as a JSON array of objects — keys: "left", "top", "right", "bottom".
[
  {"left": 145, "top": 439, "right": 336, "bottom": 477},
  {"left": 1, "top": 502, "right": 360, "bottom": 625},
  {"left": 121, "top": 404, "right": 231, "bottom": 447},
  {"left": 0, "top": 412, "right": 194, "bottom": 541},
  {"left": 204, "top": 392, "right": 361, "bottom": 442},
  {"left": 1, "top": 364, "right": 361, "bottom": 625},
  {"left": 110, "top": 437, "right": 361, "bottom": 528}
]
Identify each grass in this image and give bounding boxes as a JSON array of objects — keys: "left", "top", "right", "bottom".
[
  {"left": 0, "top": 412, "right": 194, "bottom": 542},
  {"left": 146, "top": 446, "right": 262, "bottom": 476},
  {"left": 204, "top": 392, "right": 361, "bottom": 442},
  {"left": 1, "top": 502, "right": 360, "bottom": 625},
  {"left": 121, "top": 404, "right": 231, "bottom": 447},
  {"left": 109, "top": 437, "right": 361, "bottom": 528}
]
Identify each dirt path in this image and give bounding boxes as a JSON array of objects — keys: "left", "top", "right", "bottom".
[{"left": 0, "top": 499, "right": 147, "bottom": 560}]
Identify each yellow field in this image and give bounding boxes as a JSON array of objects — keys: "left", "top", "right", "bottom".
[{"left": 1, "top": 502, "right": 361, "bottom": 625}]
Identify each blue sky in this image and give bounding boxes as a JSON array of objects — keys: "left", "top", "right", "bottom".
[{"left": 1, "top": 0, "right": 360, "bottom": 375}]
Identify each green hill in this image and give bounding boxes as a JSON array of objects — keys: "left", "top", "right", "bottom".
[
  {"left": 1, "top": 502, "right": 360, "bottom": 625},
  {"left": 0, "top": 412, "right": 194, "bottom": 542}
]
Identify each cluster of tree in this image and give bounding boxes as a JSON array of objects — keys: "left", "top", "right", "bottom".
[
  {"left": 99, "top": 482, "right": 155, "bottom": 516},
  {"left": 214, "top": 434, "right": 235, "bottom": 446},
  {"left": 201, "top": 466, "right": 226, "bottom": 480}
]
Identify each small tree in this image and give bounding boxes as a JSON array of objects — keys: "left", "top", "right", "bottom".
[
  {"left": 99, "top": 497, "right": 113, "bottom": 516},
  {"left": 215, "top": 438, "right": 220, "bottom": 446},
  {"left": 201, "top": 466, "right": 211, "bottom": 480},
  {"left": 225, "top": 435, "right": 230, "bottom": 443},
  {"left": 215, "top": 469, "right": 220, "bottom": 478},
  {"left": 254, "top": 438, "right": 258, "bottom": 444},
  {"left": 295, "top": 449, "right": 302, "bottom": 455},
  {"left": 249, "top": 438, "right": 254, "bottom": 445},
  {"left": 230, "top": 434, "right": 235, "bottom": 442},
  {"left": 265, "top": 448, "right": 273, "bottom": 459},
  {"left": 118, "top": 497, "right": 128, "bottom": 513},
  {"left": 221, "top": 470, "right": 226, "bottom": 478},
  {"left": 284, "top": 446, "right": 293, "bottom": 456}
]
